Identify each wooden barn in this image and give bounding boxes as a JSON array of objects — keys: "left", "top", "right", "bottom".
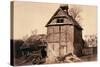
[{"left": 45, "top": 5, "right": 84, "bottom": 63}]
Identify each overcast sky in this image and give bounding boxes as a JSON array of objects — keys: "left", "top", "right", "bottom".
[{"left": 13, "top": 1, "right": 97, "bottom": 39}]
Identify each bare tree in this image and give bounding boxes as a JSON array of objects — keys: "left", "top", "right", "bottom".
[
  {"left": 22, "top": 34, "right": 29, "bottom": 41},
  {"left": 68, "top": 6, "right": 82, "bottom": 22},
  {"left": 84, "top": 35, "right": 97, "bottom": 47},
  {"left": 22, "top": 29, "right": 41, "bottom": 46},
  {"left": 31, "top": 29, "right": 38, "bottom": 35}
]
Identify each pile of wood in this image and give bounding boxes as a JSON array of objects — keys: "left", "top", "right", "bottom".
[{"left": 55, "top": 53, "right": 82, "bottom": 63}]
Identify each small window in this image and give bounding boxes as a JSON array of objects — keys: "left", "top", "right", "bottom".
[
  {"left": 57, "top": 18, "right": 64, "bottom": 23},
  {"left": 61, "top": 19, "right": 64, "bottom": 22}
]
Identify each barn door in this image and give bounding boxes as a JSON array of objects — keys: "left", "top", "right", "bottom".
[{"left": 59, "top": 26, "right": 66, "bottom": 56}]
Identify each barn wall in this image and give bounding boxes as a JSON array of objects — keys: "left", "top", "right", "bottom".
[
  {"left": 60, "top": 25, "right": 74, "bottom": 55},
  {"left": 47, "top": 26, "right": 60, "bottom": 63},
  {"left": 47, "top": 25, "right": 75, "bottom": 58},
  {"left": 47, "top": 43, "right": 57, "bottom": 63},
  {"left": 65, "top": 25, "right": 74, "bottom": 54},
  {"left": 74, "top": 26, "right": 83, "bottom": 56}
]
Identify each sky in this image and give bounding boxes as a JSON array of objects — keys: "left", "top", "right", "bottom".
[{"left": 13, "top": 1, "right": 97, "bottom": 39}]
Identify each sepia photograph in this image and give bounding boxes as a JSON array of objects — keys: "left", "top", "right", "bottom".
[{"left": 10, "top": 1, "right": 97, "bottom": 66}]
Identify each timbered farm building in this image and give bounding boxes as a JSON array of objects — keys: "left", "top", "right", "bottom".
[{"left": 45, "top": 5, "right": 84, "bottom": 63}]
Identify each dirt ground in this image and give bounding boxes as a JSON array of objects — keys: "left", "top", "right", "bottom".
[{"left": 14, "top": 54, "right": 97, "bottom": 66}]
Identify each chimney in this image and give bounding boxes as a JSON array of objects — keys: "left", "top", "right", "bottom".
[{"left": 60, "top": 4, "right": 69, "bottom": 14}]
